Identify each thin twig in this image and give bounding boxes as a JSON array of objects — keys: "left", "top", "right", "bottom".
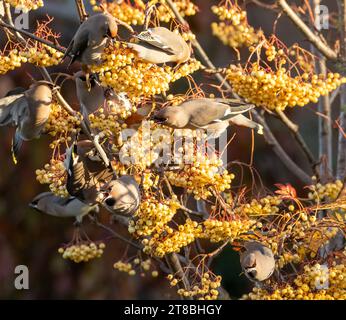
[
  {"left": 167, "top": 253, "right": 191, "bottom": 294},
  {"left": 75, "top": 0, "right": 89, "bottom": 22},
  {"left": 0, "top": 20, "right": 66, "bottom": 53},
  {"left": 277, "top": 0, "right": 338, "bottom": 61},
  {"left": 252, "top": 112, "right": 313, "bottom": 185},
  {"left": 179, "top": 204, "right": 207, "bottom": 218},
  {"left": 90, "top": 215, "right": 142, "bottom": 250}
]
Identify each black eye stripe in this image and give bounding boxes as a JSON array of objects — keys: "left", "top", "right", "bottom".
[{"left": 105, "top": 197, "right": 116, "bottom": 206}]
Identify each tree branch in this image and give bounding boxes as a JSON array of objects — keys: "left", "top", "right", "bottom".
[
  {"left": 276, "top": 110, "right": 318, "bottom": 177},
  {"left": 0, "top": 11, "right": 110, "bottom": 167},
  {"left": 166, "top": 0, "right": 312, "bottom": 185},
  {"left": 166, "top": 253, "right": 192, "bottom": 295},
  {"left": 252, "top": 112, "right": 313, "bottom": 185},
  {"left": 0, "top": 20, "right": 66, "bottom": 53},
  {"left": 277, "top": 0, "right": 338, "bottom": 61},
  {"left": 75, "top": 0, "right": 88, "bottom": 22}
]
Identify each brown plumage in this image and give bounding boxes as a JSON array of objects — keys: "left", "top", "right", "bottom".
[
  {"left": 64, "top": 12, "right": 133, "bottom": 66},
  {"left": 0, "top": 81, "right": 53, "bottom": 163},
  {"left": 127, "top": 27, "right": 190, "bottom": 64},
  {"left": 240, "top": 241, "right": 275, "bottom": 282},
  {"left": 152, "top": 98, "right": 262, "bottom": 139},
  {"left": 100, "top": 175, "right": 141, "bottom": 216},
  {"left": 29, "top": 192, "right": 99, "bottom": 223},
  {"left": 65, "top": 140, "right": 114, "bottom": 205}
]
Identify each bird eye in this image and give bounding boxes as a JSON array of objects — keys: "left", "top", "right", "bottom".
[
  {"left": 105, "top": 197, "right": 116, "bottom": 207},
  {"left": 247, "top": 270, "right": 257, "bottom": 279}
]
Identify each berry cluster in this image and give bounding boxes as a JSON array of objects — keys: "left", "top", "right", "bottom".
[
  {"left": 58, "top": 242, "right": 105, "bottom": 263},
  {"left": 91, "top": 42, "right": 200, "bottom": 101},
  {"left": 233, "top": 195, "right": 282, "bottom": 216},
  {"left": 118, "top": 121, "right": 171, "bottom": 169},
  {"left": 211, "top": 4, "right": 260, "bottom": 48},
  {"left": 43, "top": 103, "right": 81, "bottom": 149},
  {"left": 113, "top": 261, "right": 136, "bottom": 276},
  {"left": 4, "top": 0, "right": 44, "bottom": 12},
  {"left": 89, "top": 108, "right": 129, "bottom": 139},
  {"left": 0, "top": 46, "right": 62, "bottom": 75},
  {"left": 166, "top": 152, "right": 234, "bottom": 199},
  {"left": 244, "top": 262, "right": 346, "bottom": 300},
  {"left": 114, "top": 258, "right": 159, "bottom": 277},
  {"left": 90, "top": 0, "right": 197, "bottom": 25},
  {"left": 36, "top": 159, "right": 68, "bottom": 197},
  {"left": 202, "top": 218, "right": 256, "bottom": 243},
  {"left": 226, "top": 63, "right": 346, "bottom": 111},
  {"left": 142, "top": 219, "right": 203, "bottom": 258},
  {"left": 128, "top": 195, "right": 180, "bottom": 237},
  {"left": 170, "top": 272, "right": 221, "bottom": 300},
  {"left": 308, "top": 180, "right": 344, "bottom": 202},
  {"left": 0, "top": 20, "right": 62, "bottom": 75}
]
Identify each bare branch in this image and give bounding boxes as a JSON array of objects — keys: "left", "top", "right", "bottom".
[
  {"left": 0, "top": 20, "right": 66, "bottom": 53},
  {"left": 252, "top": 112, "right": 313, "bottom": 185},
  {"left": 75, "top": 0, "right": 88, "bottom": 22},
  {"left": 277, "top": 0, "right": 338, "bottom": 61},
  {"left": 276, "top": 110, "right": 318, "bottom": 177},
  {"left": 166, "top": 253, "right": 192, "bottom": 295}
]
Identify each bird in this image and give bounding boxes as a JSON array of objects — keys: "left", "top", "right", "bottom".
[
  {"left": 74, "top": 71, "right": 106, "bottom": 119},
  {"left": 127, "top": 27, "right": 191, "bottom": 64},
  {"left": 65, "top": 139, "right": 114, "bottom": 205},
  {"left": 99, "top": 175, "right": 141, "bottom": 216},
  {"left": 240, "top": 241, "right": 275, "bottom": 282},
  {"left": 29, "top": 192, "right": 99, "bottom": 224},
  {"left": 74, "top": 71, "right": 132, "bottom": 122},
  {"left": 151, "top": 98, "right": 263, "bottom": 139},
  {"left": 64, "top": 12, "right": 133, "bottom": 67},
  {"left": 0, "top": 81, "right": 54, "bottom": 163}
]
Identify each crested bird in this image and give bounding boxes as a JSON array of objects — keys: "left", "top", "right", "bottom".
[
  {"left": 0, "top": 81, "right": 54, "bottom": 163},
  {"left": 74, "top": 71, "right": 132, "bottom": 125},
  {"left": 65, "top": 139, "right": 114, "bottom": 205},
  {"left": 29, "top": 192, "right": 99, "bottom": 224},
  {"left": 100, "top": 175, "right": 141, "bottom": 216},
  {"left": 75, "top": 71, "right": 106, "bottom": 119},
  {"left": 151, "top": 98, "right": 263, "bottom": 139},
  {"left": 64, "top": 12, "right": 133, "bottom": 67},
  {"left": 127, "top": 27, "right": 191, "bottom": 64},
  {"left": 240, "top": 241, "right": 275, "bottom": 282}
]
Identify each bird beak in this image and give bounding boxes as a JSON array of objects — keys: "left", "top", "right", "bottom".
[
  {"left": 104, "top": 88, "right": 116, "bottom": 99},
  {"left": 107, "top": 28, "right": 117, "bottom": 39}
]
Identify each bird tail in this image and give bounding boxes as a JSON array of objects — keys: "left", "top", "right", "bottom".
[
  {"left": 229, "top": 115, "right": 264, "bottom": 135},
  {"left": 11, "top": 130, "right": 23, "bottom": 164}
]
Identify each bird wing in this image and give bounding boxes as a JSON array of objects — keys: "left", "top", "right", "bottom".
[
  {"left": 189, "top": 102, "right": 229, "bottom": 127},
  {"left": 65, "top": 30, "right": 89, "bottom": 64},
  {"left": 66, "top": 143, "right": 88, "bottom": 201},
  {"left": 0, "top": 94, "right": 27, "bottom": 126},
  {"left": 136, "top": 29, "right": 176, "bottom": 55}
]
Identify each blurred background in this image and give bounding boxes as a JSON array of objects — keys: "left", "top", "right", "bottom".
[{"left": 0, "top": 0, "right": 340, "bottom": 299}]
